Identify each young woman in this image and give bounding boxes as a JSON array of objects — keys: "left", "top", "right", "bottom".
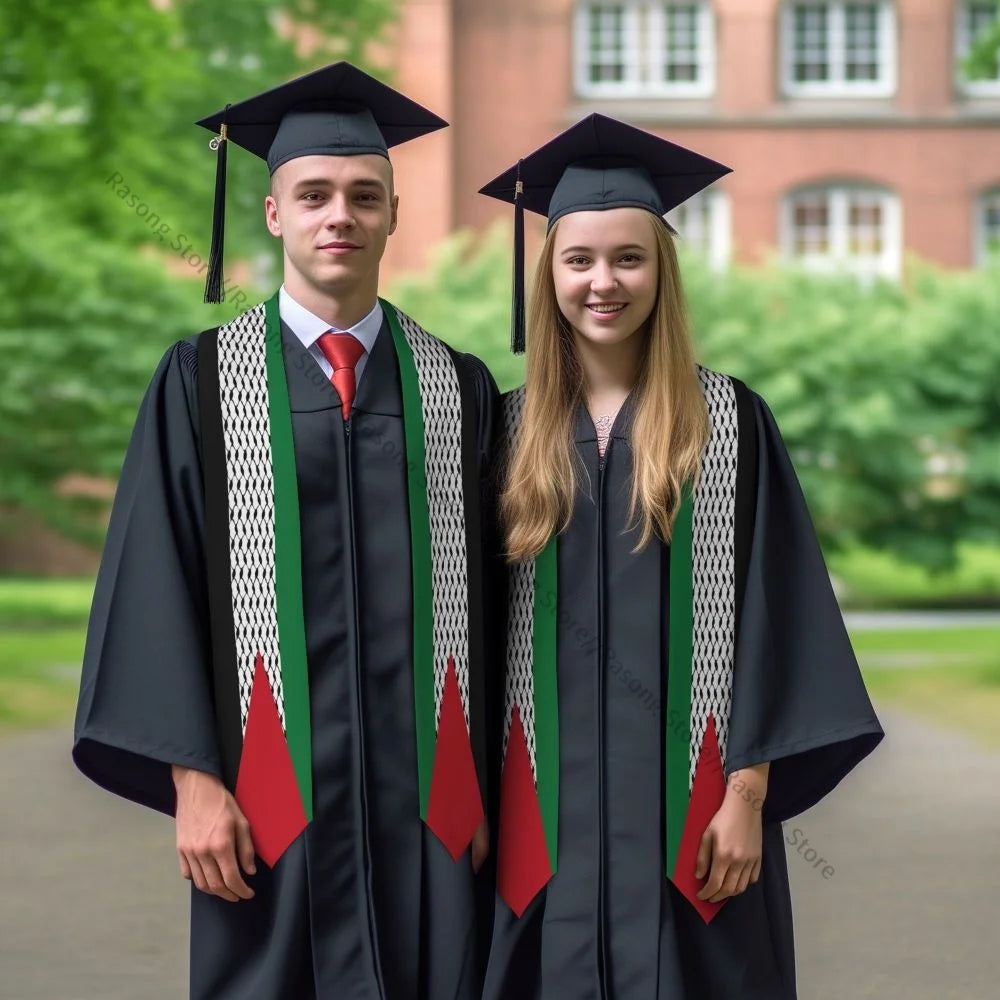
[{"left": 478, "top": 115, "right": 883, "bottom": 999}]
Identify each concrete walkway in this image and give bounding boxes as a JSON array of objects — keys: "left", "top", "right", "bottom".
[
  {"left": 844, "top": 610, "right": 1000, "bottom": 631},
  {"left": 1, "top": 706, "right": 996, "bottom": 999},
  {"left": 0, "top": 730, "right": 187, "bottom": 1000},
  {"left": 786, "top": 708, "right": 998, "bottom": 1000}
]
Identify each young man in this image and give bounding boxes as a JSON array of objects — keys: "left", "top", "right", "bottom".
[{"left": 74, "top": 63, "right": 496, "bottom": 999}]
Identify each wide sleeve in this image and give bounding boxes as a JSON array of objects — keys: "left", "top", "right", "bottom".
[
  {"left": 73, "top": 339, "right": 222, "bottom": 815},
  {"left": 725, "top": 392, "right": 884, "bottom": 822}
]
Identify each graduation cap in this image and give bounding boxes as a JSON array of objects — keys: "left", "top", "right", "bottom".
[
  {"left": 196, "top": 62, "right": 447, "bottom": 303},
  {"left": 478, "top": 113, "right": 732, "bottom": 352}
]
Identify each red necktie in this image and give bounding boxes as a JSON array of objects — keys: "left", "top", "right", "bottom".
[{"left": 317, "top": 332, "right": 366, "bottom": 421}]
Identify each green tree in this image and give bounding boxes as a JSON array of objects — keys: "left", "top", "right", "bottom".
[
  {"left": 0, "top": 194, "right": 221, "bottom": 543},
  {"left": 0, "top": 0, "right": 394, "bottom": 546},
  {"left": 2, "top": 0, "right": 395, "bottom": 254}
]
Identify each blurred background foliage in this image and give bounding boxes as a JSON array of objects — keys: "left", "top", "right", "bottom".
[{"left": 1, "top": 0, "right": 998, "bottom": 601}]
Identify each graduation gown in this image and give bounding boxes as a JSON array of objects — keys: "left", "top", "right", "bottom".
[
  {"left": 73, "top": 316, "right": 498, "bottom": 1000},
  {"left": 483, "top": 388, "right": 883, "bottom": 1000}
]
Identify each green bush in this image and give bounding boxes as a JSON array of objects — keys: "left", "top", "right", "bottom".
[{"left": 686, "top": 257, "right": 1000, "bottom": 567}]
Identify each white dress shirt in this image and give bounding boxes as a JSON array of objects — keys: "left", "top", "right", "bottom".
[{"left": 278, "top": 285, "right": 383, "bottom": 388}]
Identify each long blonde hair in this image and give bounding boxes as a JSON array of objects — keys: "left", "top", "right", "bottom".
[{"left": 502, "top": 213, "right": 709, "bottom": 561}]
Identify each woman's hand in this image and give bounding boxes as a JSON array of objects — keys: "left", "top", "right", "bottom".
[{"left": 695, "top": 763, "right": 769, "bottom": 903}]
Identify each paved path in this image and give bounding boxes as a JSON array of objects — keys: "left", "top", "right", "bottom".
[
  {"left": 844, "top": 610, "right": 1000, "bottom": 631},
  {"left": 786, "top": 708, "right": 998, "bottom": 999},
  {"left": 2, "top": 706, "right": 996, "bottom": 999},
  {"left": 0, "top": 731, "right": 187, "bottom": 1000}
]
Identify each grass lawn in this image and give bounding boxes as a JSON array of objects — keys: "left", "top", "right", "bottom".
[
  {"left": 1, "top": 574, "right": 998, "bottom": 750},
  {"left": 831, "top": 544, "right": 1000, "bottom": 609},
  {"left": 0, "top": 578, "right": 94, "bottom": 627},
  {"left": 0, "top": 628, "right": 86, "bottom": 732},
  {"left": 851, "top": 626, "right": 1000, "bottom": 751}
]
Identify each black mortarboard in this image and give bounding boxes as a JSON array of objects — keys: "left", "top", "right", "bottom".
[
  {"left": 196, "top": 62, "right": 447, "bottom": 303},
  {"left": 478, "top": 114, "right": 732, "bottom": 352}
]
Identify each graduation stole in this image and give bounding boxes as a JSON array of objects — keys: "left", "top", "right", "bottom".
[
  {"left": 197, "top": 292, "right": 484, "bottom": 867},
  {"left": 497, "top": 369, "right": 753, "bottom": 923}
]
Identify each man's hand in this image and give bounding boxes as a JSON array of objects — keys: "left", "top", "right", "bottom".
[
  {"left": 471, "top": 818, "right": 490, "bottom": 874},
  {"left": 695, "top": 763, "right": 769, "bottom": 903},
  {"left": 172, "top": 765, "right": 256, "bottom": 902}
]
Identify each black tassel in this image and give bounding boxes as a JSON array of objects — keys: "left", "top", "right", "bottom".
[
  {"left": 510, "top": 170, "right": 524, "bottom": 354},
  {"left": 204, "top": 110, "right": 230, "bottom": 304},
  {"left": 511, "top": 162, "right": 526, "bottom": 354}
]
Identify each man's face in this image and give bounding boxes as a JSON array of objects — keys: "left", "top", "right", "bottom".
[{"left": 265, "top": 153, "right": 398, "bottom": 299}]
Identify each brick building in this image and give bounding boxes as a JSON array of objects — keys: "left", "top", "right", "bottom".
[{"left": 381, "top": 0, "right": 1000, "bottom": 279}]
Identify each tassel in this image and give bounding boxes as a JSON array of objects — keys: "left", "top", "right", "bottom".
[
  {"left": 511, "top": 161, "right": 526, "bottom": 355},
  {"left": 204, "top": 110, "right": 230, "bottom": 304}
]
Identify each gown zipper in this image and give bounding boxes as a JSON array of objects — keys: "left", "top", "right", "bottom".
[
  {"left": 596, "top": 437, "right": 610, "bottom": 1000},
  {"left": 344, "top": 415, "right": 387, "bottom": 1000}
]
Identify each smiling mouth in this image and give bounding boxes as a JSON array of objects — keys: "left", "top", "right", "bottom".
[{"left": 586, "top": 303, "right": 627, "bottom": 316}]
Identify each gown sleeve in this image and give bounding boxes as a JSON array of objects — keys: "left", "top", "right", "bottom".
[
  {"left": 73, "top": 338, "right": 222, "bottom": 816},
  {"left": 725, "top": 392, "right": 884, "bottom": 822},
  {"left": 458, "top": 351, "right": 500, "bottom": 469}
]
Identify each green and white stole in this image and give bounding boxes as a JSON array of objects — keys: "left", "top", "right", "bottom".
[
  {"left": 197, "top": 292, "right": 484, "bottom": 866},
  {"left": 497, "top": 369, "right": 752, "bottom": 922}
]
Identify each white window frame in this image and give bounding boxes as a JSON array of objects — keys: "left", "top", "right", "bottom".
[
  {"left": 956, "top": 1, "right": 1000, "bottom": 97},
  {"left": 781, "top": 1, "right": 897, "bottom": 98},
  {"left": 574, "top": 1, "right": 716, "bottom": 99},
  {"left": 666, "top": 190, "right": 732, "bottom": 271},
  {"left": 974, "top": 188, "right": 1000, "bottom": 266},
  {"left": 780, "top": 184, "right": 902, "bottom": 280},
  {"left": 574, "top": 1, "right": 643, "bottom": 97}
]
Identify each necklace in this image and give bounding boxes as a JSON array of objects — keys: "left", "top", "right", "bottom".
[{"left": 593, "top": 412, "right": 615, "bottom": 457}]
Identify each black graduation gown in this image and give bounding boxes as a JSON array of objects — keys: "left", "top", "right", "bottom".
[
  {"left": 73, "top": 316, "right": 498, "bottom": 1000},
  {"left": 483, "top": 389, "right": 883, "bottom": 1000}
]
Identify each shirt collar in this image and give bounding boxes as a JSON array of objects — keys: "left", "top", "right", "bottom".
[{"left": 278, "top": 285, "right": 383, "bottom": 355}]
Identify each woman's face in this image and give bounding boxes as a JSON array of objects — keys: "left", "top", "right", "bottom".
[{"left": 551, "top": 207, "right": 659, "bottom": 351}]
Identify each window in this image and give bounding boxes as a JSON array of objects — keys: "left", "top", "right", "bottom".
[
  {"left": 584, "top": 4, "right": 633, "bottom": 86},
  {"left": 975, "top": 189, "right": 1000, "bottom": 265},
  {"left": 781, "top": 1, "right": 897, "bottom": 97},
  {"left": 666, "top": 190, "right": 731, "bottom": 270},
  {"left": 575, "top": 1, "right": 715, "bottom": 98},
  {"left": 956, "top": 1, "right": 1000, "bottom": 96},
  {"left": 781, "top": 184, "right": 902, "bottom": 279}
]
